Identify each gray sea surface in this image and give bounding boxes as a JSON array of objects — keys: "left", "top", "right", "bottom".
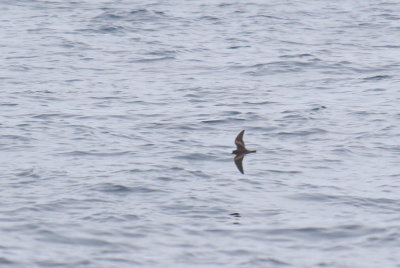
[{"left": 1, "top": 0, "right": 400, "bottom": 267}]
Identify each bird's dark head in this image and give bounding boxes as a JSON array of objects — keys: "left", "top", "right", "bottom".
[{"left": 232, "top": 150, "right": 239, "bottom": 154}]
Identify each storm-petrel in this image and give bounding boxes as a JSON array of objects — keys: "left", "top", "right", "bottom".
[{"left": 232, "top": 130, "right": 256, "bottom": 174}]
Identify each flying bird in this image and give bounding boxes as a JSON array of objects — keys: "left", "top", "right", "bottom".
[{"left": 232, "top": 130, "right": 256, "bottom": 174}]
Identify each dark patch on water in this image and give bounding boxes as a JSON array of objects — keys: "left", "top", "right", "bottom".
[
  {"left": 1, "top": 134, "right": 31, "bottom": 141},
  {"left": 229, "top": 212, "right": 241, "bottom": 217},
  {"left": 96, "top": 183, "right": 162, "bottom": 194},
  {"left": 174, "top": 153, "right": 208, "bottom": 160},
  {"left": 363, "top": 75, "right": 392, "bottom": 80},
  {"left": 310, "top": 105, "right": 327, "bottom": 111},
  {"left": 15, "top": 169, "right": 40, "bottom": 178},
  {"left": 241, "top": 258, "right": 290, "bottom": 267},
  {"left": 277, "top": 128, "right": 327, "bottom": 136},
  {"left": 280, "top": 53, "right": 314, "bottom": 59},
  {"left": 267, "top": 169, "right": 302, "bottom": 174},
  {"left": 265, "top": 225, "right": 384, "bottom": 241},
  {"left": 0, "top": 258, "right": 14, "bottom": 265},
  {"left": 134, "top": 56, "right": 175, "bottom": 63},
  {"left": 58, "top": 151, "right": 131, "bottom": 157},
  {"left": 0, "top": 103, "right": 18, "bottom": 106}
]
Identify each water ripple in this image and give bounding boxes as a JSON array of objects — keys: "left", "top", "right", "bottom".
[{"left": 2, "top": 0, "right": 400, "bottom": 267}]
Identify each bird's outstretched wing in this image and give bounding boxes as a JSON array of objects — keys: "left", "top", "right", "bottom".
[
  {"left": 234, "top": 153, "right": 245, "bottom": 174},
  {"left": 235, "top": 130, "right": 245, "bottom": 150}
]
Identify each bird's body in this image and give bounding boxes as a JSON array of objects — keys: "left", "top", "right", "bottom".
[
  {"left": 232, "top": 148, "right": 256, "bottom": 154},
  {"left": 232, "top": 130, "right": 256, "bottom": 174}
]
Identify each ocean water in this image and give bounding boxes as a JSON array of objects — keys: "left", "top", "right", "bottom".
[{"left": 1, "top": 0, "right": 400, "bottom": 267}]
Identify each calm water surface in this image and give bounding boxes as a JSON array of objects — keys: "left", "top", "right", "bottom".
[{"left": 1, "top": 1, "right": 400, "bottom": 267}]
